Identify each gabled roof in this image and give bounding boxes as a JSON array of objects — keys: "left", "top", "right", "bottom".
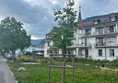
[{"left": 79, "top": 12, "right": 118, "bottom": 27}]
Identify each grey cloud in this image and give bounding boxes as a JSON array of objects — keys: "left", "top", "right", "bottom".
[
  {"left": 0, "top": 0, "right": 118, "bottom": 38},
  {"left": 0, "top": 0, "right": 58, "bottom": 37}
]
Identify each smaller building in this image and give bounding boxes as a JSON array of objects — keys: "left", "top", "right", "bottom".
[{"left": 23, "top": 39, "right": 45, "bottom": 57}]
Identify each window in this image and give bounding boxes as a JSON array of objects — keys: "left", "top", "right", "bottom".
[
  {"left": 32, "top": 49, "right": 35, "bottom": 51},
  {"left": 94, "top": 21, "right": 98, "bottom": 24},
  {"left": 79, "top": 29, "right": 82, "bottom": 35},
  {"left": 110, "top": 16, "right": 117, "bottom": 21},
  {"left": 109, "top": 49, "right": 114, "bottom": 56},
  {"left": 85, "top": 29, "right": 91, "bottom": 35},
  {"left": 53, "top": 49, "right": 59, "bottom": 56},
  {"left": 111, "top": 17, "right": 115, "bottom": 21},
  {"left": 98, "top": 49, "right": 102, "bottom": 56},
  {"left": 66, "top": 49, "right": 73, "bottom": 55},
  {"left": 96, "top": 37, "right": 105, "bottom": 46},
  {"left": 94, "top": 19, "right": 100, "bottom": 24},
  {"left": 107, "top": 25, "right": 114, "bottom": 33},
  {"left": 47, "top": 42, "right": 50, "bottom": 47},
  {"left": 96, "top": 27, "right": 104, "bottom": 34}
]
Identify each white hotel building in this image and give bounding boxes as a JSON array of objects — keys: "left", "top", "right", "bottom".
[{"left": 44, "top": 8, "right": 118, "bottom": 61}]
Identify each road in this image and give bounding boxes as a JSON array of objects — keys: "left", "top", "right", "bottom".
[{"left": 0, "top": 56, "right": 16, "bottom": 83}]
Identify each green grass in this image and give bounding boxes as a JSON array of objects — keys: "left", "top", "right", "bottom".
[{"left": 8, "top": 59, "right": 118, "bottom": 83}]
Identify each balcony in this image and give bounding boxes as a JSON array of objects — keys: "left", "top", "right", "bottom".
[
  {"left": 105, "top": 30, "right": 118, "bottom": 35},
  {"left": 95, "top": 42, "right": 118, "bottom": 47},
  {"left": 79, "top": 32, "right": 92, "bottom": 38},
  {"left": 106, "top": 42, "right": 118, "bottom": 47},
  {"left": 93, "top": 31, "right": 104, "bottom": 36},
  {"left": 95, "top": 42, "right": 105, "bottom": 47},
  {"left": 77, "top": 43, "right": 92, "bottom": 48}
]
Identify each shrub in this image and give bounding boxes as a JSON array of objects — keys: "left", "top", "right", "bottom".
[
  {"left": 20, "top": 55, "right": 31, "bottom": 61},
  {"left": 40, "top": 58, "right": 49, "bottom": 64},
  {"left": 101, "top": 67, "right": 111, "bottom": 74}
]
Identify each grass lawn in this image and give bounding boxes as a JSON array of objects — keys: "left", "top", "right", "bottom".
[{"left": 8, "top": 58, "right": 118, "bottom": 83}]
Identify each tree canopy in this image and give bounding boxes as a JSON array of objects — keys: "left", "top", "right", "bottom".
[
  {"left": 48, "top": 0, "right": 78, "bottom": 82},
  {"left": 50, "top": 0, "right": 77, "bottom": 53},
  {"left": 0, "top": 17, "right": 31, "bottom": 53}
]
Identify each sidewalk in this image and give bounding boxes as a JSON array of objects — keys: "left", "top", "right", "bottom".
[{"left": 0, "top": 56, "right": 16, "bottom": 83}]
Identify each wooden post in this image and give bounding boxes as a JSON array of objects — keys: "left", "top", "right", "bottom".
[
  {"left": 48, "top": 55, "right": 52, "bottom": 83},
  {"left": 48, "top": 54, "right": 75, "bottom": 83},
  {"left": 72, "top": 55, "right": 75, "bottom": 83},
  {"left": 48, "top": 66, "right": 51, "bottom": 83},
  {"left": 62, "top": 55, "right": 66, "bottom": 83}
]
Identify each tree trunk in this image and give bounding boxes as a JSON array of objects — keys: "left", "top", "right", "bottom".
[
  {"left": 62, "top": 50, "right": 66, "bottom": 83},
  {"left": 12, "top": 50, "right": 16, "bottom": 61}
]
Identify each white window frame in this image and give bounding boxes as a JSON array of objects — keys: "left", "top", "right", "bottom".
[{"left": 109, "top": 49, "right": 115, "bottom": 56}]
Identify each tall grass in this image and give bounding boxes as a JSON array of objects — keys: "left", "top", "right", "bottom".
[{"left": 8, "top": 58, "right": 118, "bottom": 83}]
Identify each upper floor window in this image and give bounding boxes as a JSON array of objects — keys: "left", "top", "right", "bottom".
[
  {"left": 78, "top": 29, "right": 82, "bottom": 35},
  {"left": 32, "top": 49, "right": 35, "bottom": 51},
  {"left": 78, "top": 38, "right": 84, "bottom": 44},
  {"left": 94, "top": 19, "right": 100, "bottom": 25},
  {"left": 110, "top": 16, "right": 117, "bottom": 21},
  {"left": 74, "top": 30, "right": 77, "bottom": 36},
  {"left": 106, "top": 25, "right": 114, "bottom": 33},
  {"left": 96, "top": 27, "right": 104, "bottom": 34},
  {"left": 111, "top": 17, "right": 115, "bottom": 21},
  {"left": 106, "top": 36, "right": 116, "bottom": 43},
  {"left": 96, "top": 37, "right": 105, "bottom": 46},
  {"left": 94, "top": 21, "right": 98, "bottom": 25},
  {"left": 85, "top": 29, "right": 91, "bottom": 35}
]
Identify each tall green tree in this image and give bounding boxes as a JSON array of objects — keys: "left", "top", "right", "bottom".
[
  {"left": 51, "top": 0, "right": 77, "bottom": 54},
  {"left": 0, "top": 17, "right": 31, "bottom": 58},
  {"left": 50, "top": 0, "right": 77, "bottom": 82}
]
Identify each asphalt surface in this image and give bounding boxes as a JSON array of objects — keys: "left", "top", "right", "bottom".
[{"left": 0, "top": 56, "right": 16, "bottom": 83}]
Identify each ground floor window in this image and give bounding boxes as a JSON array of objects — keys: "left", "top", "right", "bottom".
[
  {"left": 66, "top": 49, "right": 73, "bottom": 55},
  {"left": 109, "top": 49, "right": 114, "bottom": 56},
  {"left": 98, "top": 49, "right": 102, "bottom": 56}
]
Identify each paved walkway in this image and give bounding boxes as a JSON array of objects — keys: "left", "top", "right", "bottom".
[{"left": 0, "top": 56, "right": 16, "bottom": 83}]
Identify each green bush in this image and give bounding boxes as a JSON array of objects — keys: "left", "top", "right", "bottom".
[
  {"left": 20, "top": 56, "right": 31, "bottom": 61},
  {"left": 39, "top": 58, "right": 49, "bottom": 64},
  {"left": 111, "top": 60, "right": 118, "bottom": 67},
  {"left": 18, "top": 55, "right": 35, "bottom": 62}
]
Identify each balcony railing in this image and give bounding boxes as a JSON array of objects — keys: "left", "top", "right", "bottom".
[
  {"left": 93, "top": 31, "right": 104, "bottom": 35},
  {"left": 106, "top": 42, "right": 118, "bottom": 47},
  {"left": 95, "top": 42, "right": 118, "bottom": 47},
  {"left": 77, "top": 43, "right": 92, "bottom": 48},
  {"left": 79, "top": 32, "right": 92, "bottom": 37},
  {"left": 80, "top": 30, "right": 118, "bottom": 38},
  {"left": 105, "top": 30, "right": 118, "bottom": 34},
  {"left": 95, "top": 42, "right": 105, "bottom": 47}
]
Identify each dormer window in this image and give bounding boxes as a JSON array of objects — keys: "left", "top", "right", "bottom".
[
  {"left": 110, "top": 15, "right": 117, "bottom": 21},
  {"left": 111, "top": 17, "right": 115, "bottom": 21},
  {"left": 94, "top": 21, "right": 98, "bottom": 24},
  {"left": 94, "top": 19, "right": 100, "bottom": 25}
]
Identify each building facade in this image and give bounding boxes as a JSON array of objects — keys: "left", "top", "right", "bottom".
[{"left": 44, "top": 8, "right": 118, "bottom": 61}]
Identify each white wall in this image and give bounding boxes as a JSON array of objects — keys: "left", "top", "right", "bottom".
[{"left": 44, "top": 23, "right": 118, "bottom": 61}]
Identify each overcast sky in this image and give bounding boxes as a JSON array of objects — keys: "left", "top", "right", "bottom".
[{"left": 0, "top": 0, "right": 118, "bottom": 39}]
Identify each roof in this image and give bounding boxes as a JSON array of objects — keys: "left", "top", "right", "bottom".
[{"left": 79, "top": 12, "right": 118, "bottom": 27}]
